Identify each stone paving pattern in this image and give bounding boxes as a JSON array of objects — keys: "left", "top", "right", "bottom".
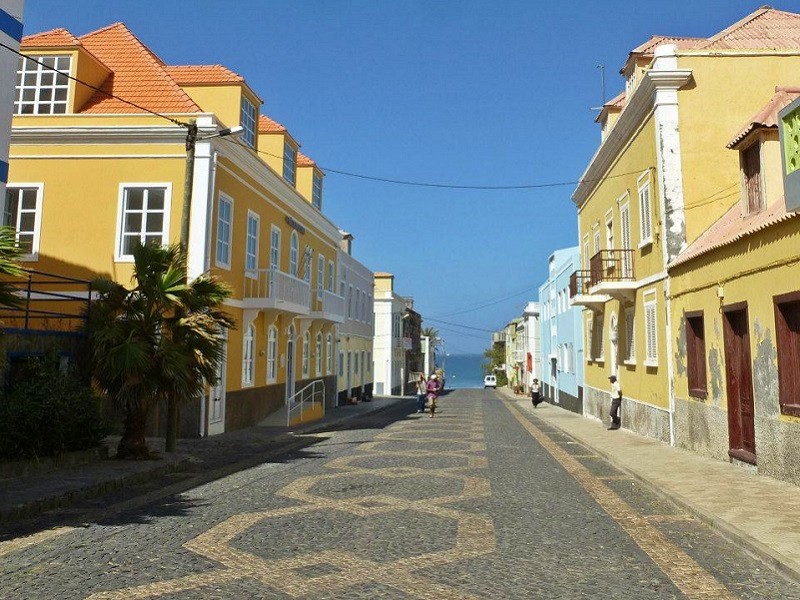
[{"left": 1, "top": 390, "right": 799, "bottom": 599}]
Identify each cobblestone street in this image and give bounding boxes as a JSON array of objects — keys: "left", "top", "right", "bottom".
[{"left": 2, "top": 390, "right": 800, "bottom": 599}]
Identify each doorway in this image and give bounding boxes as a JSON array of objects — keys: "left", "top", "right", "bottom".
[
  {"left": 723, "top": 305, "right": 756, "bottom": 464},
  {"left": 207, "top": 329, "right": 227, "bottom": 436}
]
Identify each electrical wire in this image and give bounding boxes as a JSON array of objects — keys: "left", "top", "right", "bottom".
[{"left": 430, "top": 283, "right": 538, "bottom": 318}]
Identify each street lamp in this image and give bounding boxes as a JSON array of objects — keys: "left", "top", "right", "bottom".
[{"left": 166, "top": 122, "right": 244, "bottom": 454}]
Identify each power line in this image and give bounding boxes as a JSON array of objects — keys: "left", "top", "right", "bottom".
[
  {"left": 431, "top": 284, "right": 538, "bottom": 318},
  {"left": 423, "top": 317, "right": 495, "bottom": 333}
]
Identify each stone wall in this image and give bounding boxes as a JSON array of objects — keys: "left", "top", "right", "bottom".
[{"left": 583, "top": 385, "right": 670, "bottom": 443}]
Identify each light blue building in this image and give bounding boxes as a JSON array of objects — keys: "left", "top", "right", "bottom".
[
  {"left": 0, "top": 1, "right": 23, "bottom": 200},
  {"left": 539, "top": 246, "right": 584, "bottom": 414}
]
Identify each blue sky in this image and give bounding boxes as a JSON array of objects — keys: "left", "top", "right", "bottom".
[{"left": 21, "top": 0, "right": 798, "bottom": 353}]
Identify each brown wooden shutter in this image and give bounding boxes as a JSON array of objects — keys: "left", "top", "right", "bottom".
[{"left": 742, "top": 144, "right": 762, "bottom": 215}]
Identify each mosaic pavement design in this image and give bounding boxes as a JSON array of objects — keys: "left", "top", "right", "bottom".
[{"left": 86, "top": 407, "right": 494, "bottom": 599}]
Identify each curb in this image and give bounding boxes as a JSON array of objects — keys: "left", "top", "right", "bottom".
[{"left": 512, "top": 396, "right": 800, "bottom": 585}]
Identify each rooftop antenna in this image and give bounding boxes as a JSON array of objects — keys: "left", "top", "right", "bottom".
[{"left": 590, "top": 64, "right": 606, "bottom": 112}]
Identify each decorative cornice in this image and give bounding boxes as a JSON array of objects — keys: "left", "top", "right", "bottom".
[
  {"left": 10, "top": 125, "right": 190, "bottom": 145},
  {"left": 572, "top": 67, "right": 692, "bottom": 207}
]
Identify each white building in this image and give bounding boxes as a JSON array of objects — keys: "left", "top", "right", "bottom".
[
  {"left": 372, "top": 272, "right": 407, "bottom": 396},
  {"left": 521, "top": 301, "right": 541, "bottom": 390},
  {"left": 0, "top": 1, "right": 23, "bottom": 200},
  {"left": 336, "top": 232, "right": 374, "bottom": 404}
]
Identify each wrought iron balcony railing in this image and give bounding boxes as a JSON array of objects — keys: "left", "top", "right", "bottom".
[
  {"left": 589, "top": 249, "right": 635, "bottom": 287},
  {"left": 569, "top": 270, "right": 592, "bottom": 298}
]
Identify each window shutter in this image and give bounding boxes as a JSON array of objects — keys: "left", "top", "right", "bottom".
[{"left": 645, "top": 302, "right": 657, "bottom": 361}]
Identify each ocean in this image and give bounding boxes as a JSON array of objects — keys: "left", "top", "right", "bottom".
[{"left": 442, "top": 354, "right": 486, "bottom": 389}]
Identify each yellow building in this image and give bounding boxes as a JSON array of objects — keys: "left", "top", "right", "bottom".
[
  {"left": 570, "top": 7, "right": 800, "bottom": 443},
  {"left": 7, "top": 23, "right": 348, "bottom": 435},
  {"left": 668, "top": 88, "right": 800, "bottom": 485}
]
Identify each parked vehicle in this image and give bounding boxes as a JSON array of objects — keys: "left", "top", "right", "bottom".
[{"left": 484, "top": 375, "right": 497, "bottom": 388}]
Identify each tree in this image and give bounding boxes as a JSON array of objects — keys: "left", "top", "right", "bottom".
[
  {"left": 422, "top": 326, "right": 442, "bottom": 364},
  {"left": 88, "top": 243, "right": 234, "bottom": 459},
  {"left": 482, "top": 343, "right": 508, "bottom": 387},
  {"left": 0, "top": 226, "right": 24, "bottom": 313}
]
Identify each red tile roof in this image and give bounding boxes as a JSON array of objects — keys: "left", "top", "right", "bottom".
[
  {"left": 76, "top": 23, "right": 200, "bottom": 114},
  {"left": 700, "top": 6, "right": 800, "bottom": 50},
  {"left": 630, "top": 35, "right": 706, "bottom": 55},
  {"left": 21, "top": 27, "right": 82, "bottom": 47},
  {"left": 166, "top": 65, "right": 244, "bottom": 85},
  {"left": 670, "top": 198, "right": 800, "bottom": 268},
  {"left": 728, "top": 86, "right": 800, "bottom": 148},
  {"left": 296, "top": 152, "right": 316, "bottom": 167},
  {"left": 258, "top": 114, "right": 287, "bottom": 133}
]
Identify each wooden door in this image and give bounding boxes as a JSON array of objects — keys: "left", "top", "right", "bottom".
[{"left": 723, "top": 306, "right": 756, "bottom": 463}]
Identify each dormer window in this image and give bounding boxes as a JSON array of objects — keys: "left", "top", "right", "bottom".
[
  {"left": 15, "top": 55, "right": 71, "bottom": 115},
  {"left": 240, "top": 97, "right": 256, "bottom": 148},
  {"left": 312, "top": 173, "right": 322, "bottom": 210},
  {"left": 741, "top": 142, "right": 763, "bottom": 215},
  {"left": 283, "top": 142, "right": 296, "bottom": 185}
]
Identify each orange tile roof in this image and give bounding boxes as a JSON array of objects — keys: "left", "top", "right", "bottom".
[
  {"left": 700, "top": 6, "right": 800, "bottom": 50},
  {"left": 296, "top": 152, "right": 316, "bottom": 167},
  {"left": 75, "top": 23, "right": 200, "bottom": 115},
  {"left": 374, "top": 272, "right": 394, "bottom": 278},
  {"left": 670, "top": 198, "right": 800, "bottom": 268},
  {"left": 630, "top": 35, "right": 706, "bottom": 55},
  {"left": 166, "top": 65, "right": 244, "bottom": 85},
  {"left": 21, "top": 27, "right": 82, "bottom": 47},
  {"left": 258, "top": 114, "right": 287, "bottom": 133},
  {"left": 728, "top": 86, "right": 800, "bottom": 148}
]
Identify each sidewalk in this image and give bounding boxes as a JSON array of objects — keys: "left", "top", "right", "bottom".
[
  {"left": 504, "top": 389, "right": 800, "bottom": 582},
  {"left": 0, "top": 395, "right": 410, "bottom": 526}
]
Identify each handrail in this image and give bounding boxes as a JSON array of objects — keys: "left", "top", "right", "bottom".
[
  {"left": 244, "top": 267, "right": 311, "bottom": 308},
  {"left": 589, "top": 250, "right": 635, "bottom": 287},
  {"left": 287, "top": 379, "right": 325, "bottom": 426}
]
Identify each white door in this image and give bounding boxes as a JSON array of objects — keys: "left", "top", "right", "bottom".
[
  {"left": 207, "top": 330, "right": 227, "bottom": 436},
  {"left": 286, "top": 324, "right": 296, "bottom": 403}
]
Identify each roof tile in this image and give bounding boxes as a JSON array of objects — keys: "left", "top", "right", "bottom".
[
  {"left": 728, "top": 86, "right": 800, "bottom": 148},
  {"left": 700, "top": 6, "right": 800, "bottom": 50},
  {"left": 296, "top": 152, "right": 316, "bottom": 167},
  {"left": 166, "top": 64, "right": 244, "bottom": 85},
  {"left": 21, "top": 27, "right": 82, "bottom": 47},
  {"left": 258, "top": 114, "right": 287, "bottom": 133}
]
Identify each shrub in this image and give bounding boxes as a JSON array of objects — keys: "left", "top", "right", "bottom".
[{"left": 0, "top": 356, "right": 109, "bottom": 460}]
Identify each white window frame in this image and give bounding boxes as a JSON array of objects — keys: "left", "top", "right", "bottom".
[
  {"left": 283, "top": 141, "right": 297, "bottom": 185},
  {"left": 267, "top": 325, "right": 277, "bottom": 383},
  {"left": 638, "top": 171, "right": 653, "bottom": 247},
  {"left": 582, "top": 235, "right": 590, "bottom": 270},
  {"left": 302, "top": 331, "right": 310, "bottom": 377},
  {"left": 4, "top": 183, "right": 44, "bottom": 261},
  {"left": 289, "top": 231, "right": 299, "bottom": 276},
  {"left": 326, "top": 334, "right": 333, "bottom": 374},
  {"left": 242, "top": 323, "right": 255, "bottom": 386},
  {"left": 644, "top": 290, "right": 658, "bottom": 366},
  {"left": 245, "top": 210, "right": 260, "bottom": 277},
  {"left": 270, "top": 225, "right": 281, "bottom": 271},
  {"left": 367, "top": 351, "right": 371, "bottom": 372},
  {"left": 214, "top": 193, "right": 233, "bottom": 269},
  {"left": 303, "top": 247, "right": 311, "bottom": 283},
  {"left": 327, "top": 260, "right": 335, "bottom": 292},
  {"left": 15, "top": 54, "right": 71, "bottom": 115},
  {"left": 312, "top": 173, "right": 323, "bottom": 210},
  {"left": 315, "top": 332, "right": 323, "bottom": 376},
  {"left": 240, "top": 96, "right": 257, "bottom": 148},
  {"left": 586, "top": 314, "right": 593, "bottom": 362},
  {"left": 338, "top": 351, "right": 344, "bottom": 377},
  {"left": 624, "top": 307, "right": 636, "bottom": 364},
  {"left": 317, "top": 254, "right": 325, "bottom": 300},
  {"left": 115, "top": 183, "right": 172, "bottom": 263}
]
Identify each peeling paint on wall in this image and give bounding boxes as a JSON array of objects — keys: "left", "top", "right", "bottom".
[
  {"left": 675, "top": 311, "right": 687, "bottom": 377},
  {"left": 752, "top": 319, "right": 779, "bottom": 419},
  {"left": 708, "top": 347, "right": 723, "bottom": 407}
]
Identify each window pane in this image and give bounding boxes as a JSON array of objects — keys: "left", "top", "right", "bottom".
[
  {"left": 42, "top": 56, "right": 55, "bottom": 68},
  {"left": 40, "top": 72, "right": 54, "bottom": 87},
  {"left": 124, "top": 212, "right": 142, "bottom": 233},
  {"left": 19, "top": 212, "right": 35, "bottom": 233},
  {"left": 123, "top": 235, "right": 138, "bottom": 255},
  {"left": 17, "top": 234, "right": 33, "bottom": 253},
  {"left": 22, "top": 88, "right": 35, "bottom": 101},
  {"left": 127, "top": 189, "right": 144, "bottom": 210},
  {"left": 144, "top": 235, "right": 161, "bottom": 246},
  {"left": 148, "top": 189, "right": 165, "bottom": 210},
  {"left": 39, "top": 88, "right": 52, "bottom": 101},
  {"left": 146, "top": 213, "right": 163, "bottom": 233},
  {"left": 21, "top": 189, "right": 37, "bottom": 209},
  {"left": 54, "top": 88, "right": 67, "bottom": 101}
]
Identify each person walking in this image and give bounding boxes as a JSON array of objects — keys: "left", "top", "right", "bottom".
[
  {"left": 426, "top": 373, "right": 440, "bottom": 418},
  {"left": 531, "top": 378, "right": 542, "bottom": 407},
  {"left": 608, "top": 375, "right": 622, "bottom": 430},
  {"left": 415, "top": 373, "right": 427, "bottom": 413}
]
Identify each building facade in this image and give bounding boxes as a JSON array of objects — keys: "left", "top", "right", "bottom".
[
  {"left": 8, "top": 23, "right": 349, "bottom": 436},
  {"left": 521, "top": 301, "right": 541, "bottom": 392},
  {"left": 570, "top": 7, "right": 800, "bottom": 444},
  {"left": 372, "top": 272, "right": 407, "bottom": 396},
  {"left": 336, "top": 232, "right": 374, "bottom": 405},
  {"left": 540, "top": 247, "right": 584, "bottom": 414},
  {"left": 0, "top": 1, "right": 23, "bottom": 200}
]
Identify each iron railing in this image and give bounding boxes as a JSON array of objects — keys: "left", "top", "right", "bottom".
[
  {"left": 314, "top": 288, "right": 346, "bottom": 320},
  {"left": 589, "top": 249, "right": 635, "bottom": 287},
  {"left": 0, "top": 269, "right": 93, "bottom": 332},
  {"left": 569, "top": 270, "right": 592, "bottom": 298},
  {"left": 286, "top": 379, "right": 325, "bottom": 426},
  {"left": 244, "top": 268, "right": 311, "bottom": 309}
]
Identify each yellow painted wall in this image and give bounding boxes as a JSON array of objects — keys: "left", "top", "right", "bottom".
[
  {"left": 677, "top": 53, "right": 800, "bottom": 244},
  {"left": 179, "top": 85, "right": 241, "bottom": 132},
  {"left": 296, "top": 165, "right": 315, "bottom": 204},
  {"left": 72, "top": 48, "right": 111, "bottom": 112},
  {"left": 670, "top": 215, "right": 800, "bottom": 425},
  {"left": 375, "top": 275, "right": 394, "bottom": 295},
  {"left": 336, "top": 336, "right": 373, "bottom": 394},
  {"left": 257, "top": 133, "right": 285, "bottom": 174}
]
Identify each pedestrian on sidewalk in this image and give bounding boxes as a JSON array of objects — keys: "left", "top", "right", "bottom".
[
  {"left": 426, "top": 373, "right": 440, "bottom": 418},
  {"left": 531, "top": 378, "right": 542, "bottom": 407},
  {"left": 608, "top": 375, "right": 622, "bottom": 430},
  {"left": 415, "top": 373, "right": 428, "bottom": 413}
]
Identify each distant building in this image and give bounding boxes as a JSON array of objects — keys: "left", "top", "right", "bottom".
[
  {"left": 540, "top": 247, "right": 584, "bottom": 414},
  {"left": 372, "top": 272, "right": 407, "bottom": 395},
  {"left": 521, "top": 301, "right": 541, "bottom": 391},
  {"left": 0, "top": 1, "right": 23, "bottom": 200},
  {"left": 403, "top": 299, "right": 422, "bottom": 391}
]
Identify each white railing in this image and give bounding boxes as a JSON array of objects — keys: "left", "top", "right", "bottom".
[
  {"left": 287, "top": 379, "right": 325, "bottom": 426},
  {"left": 318, "top": 288, "right": 346, "bottom": 320},
  {"left": 244, "top": 268, "right": 311, "bottom": 308}
]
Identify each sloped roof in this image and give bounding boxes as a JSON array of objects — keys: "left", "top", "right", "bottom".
[
  {"left": 296, "top": 152, "right": 316, "bottom": 167},
  {"left": 258, "top": 114, "right": 287, "bottom": 133},
  {"left": 166, "top": 65, "right": 244, "bottom": 85},
  {"left": 670, "top": 199, "right": 800, "bottom": 268},
  {"left": 728, "top": 86, "right": 800, "bottom": 148},
  {"left": 75, "top": 22, "right": 199, "bottom": 114},
  {"left": 21, "top": 27, "right": 82, "bottom": 47},
  {"left": 630, "top": 35, "right": 705, "bottom": 55},
  {"left": 700, "top": 6, "right": 800, "bottom": 50}
]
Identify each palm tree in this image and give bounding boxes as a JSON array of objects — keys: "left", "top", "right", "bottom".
[
  {"left": 0, "top": 226, "right": 25, "bottom": 313},
  {"left": 88, "top": 243, "right": 233, "bottom": 459}
]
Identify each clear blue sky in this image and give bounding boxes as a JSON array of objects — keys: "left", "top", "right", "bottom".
[{"left": 22, "top": 0, "right": 797, "bottom": 353}]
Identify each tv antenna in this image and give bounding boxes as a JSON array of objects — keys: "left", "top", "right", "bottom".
[{"left": 590, "top": 64, "right": 606, "bottom": 112}]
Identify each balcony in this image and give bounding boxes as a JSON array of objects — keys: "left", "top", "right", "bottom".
[
  {"left": 243, "top": 268, "right": 310, "bottom": 315},
  {"left": 310, "top": 288, "right": 346, "bottom": 323},
  {"left": 492, "top": 331, "right": 506, "bottom": 344},
  {"left": 588, "top": 249, "right": 636, "bottom": 302},
  {"left": 569, "top": 269, "right": 610, "bottom": 311}
]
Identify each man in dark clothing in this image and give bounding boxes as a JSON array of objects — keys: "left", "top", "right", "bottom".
[{"left": 608, "top": 375, "right": 622, "bottom": 430}]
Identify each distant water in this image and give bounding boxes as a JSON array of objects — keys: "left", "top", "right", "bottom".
[{"left": 442, "top": 354, "right": 485, "bottom": 389}]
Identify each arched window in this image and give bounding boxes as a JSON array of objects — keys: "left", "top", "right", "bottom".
[
  {"left": 326, "top": 334, "right": 333, "bottom": 374},
  {"left": 302, "top": 331, "right": 310, "bottom": 377},
  {"left": 315, "top": 332, "right": 322, "bottom": 375},
  {"left": 267, "top": 326, "right": 277, "bottom": 383},
  {"left": 242, "top": 324, "right": 255, "bottom": 385},
  {"left": 289, "top": 231, "right": 299, "bottom": 276}
]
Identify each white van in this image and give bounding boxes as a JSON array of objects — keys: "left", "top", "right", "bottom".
[{"left": 484, "top": 375, "right": 497, "bottom": 388}]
